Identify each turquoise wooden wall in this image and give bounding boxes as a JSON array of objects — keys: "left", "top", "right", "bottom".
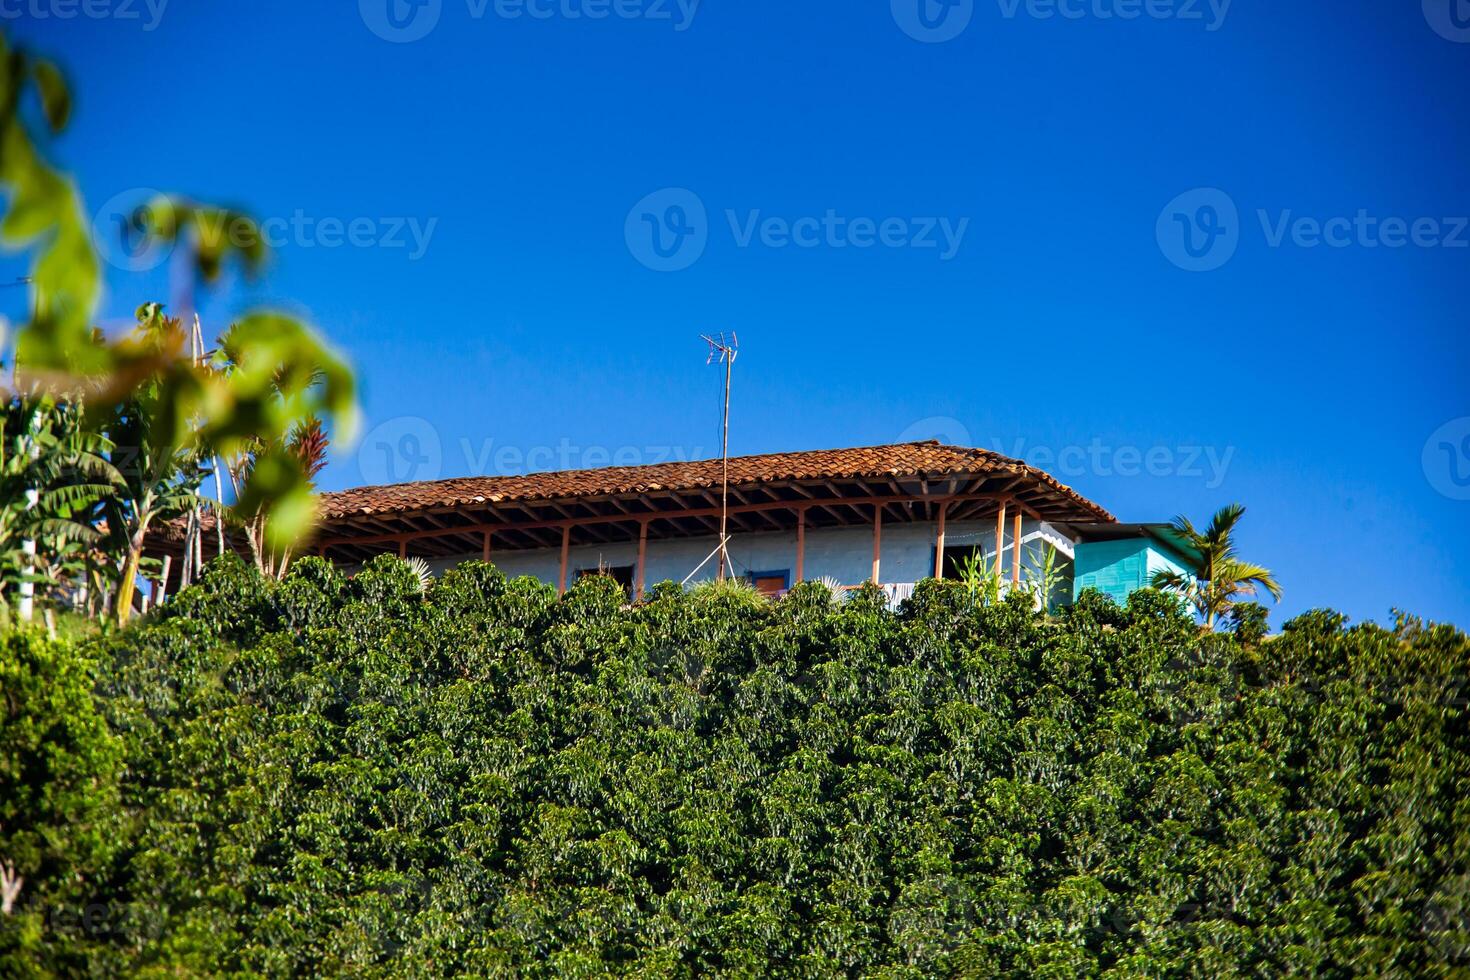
[{"left": 1072, "top": 538, "right": 1195, "bottom": 605}]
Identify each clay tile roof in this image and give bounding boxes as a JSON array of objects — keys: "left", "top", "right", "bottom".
[{"left": 318, "top": 441, "right": 1114, "bottom": 522}]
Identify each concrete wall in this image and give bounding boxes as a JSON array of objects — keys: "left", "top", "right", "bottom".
[{"left": 415, "top": 518, "right": 1060, "bottom": 590}]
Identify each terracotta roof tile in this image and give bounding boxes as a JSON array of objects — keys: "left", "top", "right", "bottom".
[{"left": 318, "top": 441, "right": 1113, "bottom": 522}]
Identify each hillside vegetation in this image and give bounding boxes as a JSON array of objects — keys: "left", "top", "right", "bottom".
[{"left": 3, "top": 556, "right": 1468, "bottom": 977}]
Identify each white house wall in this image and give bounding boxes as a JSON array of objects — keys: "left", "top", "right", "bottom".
[{"left": 416, "top": 518, "right": 1069, "bottom": 589}]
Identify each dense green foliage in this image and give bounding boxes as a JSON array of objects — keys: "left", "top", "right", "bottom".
[
  {"left": 3, "top": 556, "right": 1468, "bottom": 976},
  {"left": 0, "top": 630, "right": 120, "bottom": 959}
]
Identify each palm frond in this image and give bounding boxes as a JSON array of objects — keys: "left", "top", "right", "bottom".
[
  {"left": 1168, "top": 513, "right": 1202, "bottom": 546},
  {"left": 1217, "top": 558, "right": 1283, "bottom": 602},
  {"left": 25, "top": 518, "right": 103, "bottom": 546},
  {"left": 1150, "top": 568, "right": 1192, "bottom": 592},
  {"left": 405, "top": 556, "right": 434, "bottom": 595},
  {"left": 1205, "top": 503, "right": 1247, "bottom": 546},
  {"left": 38, "top": 483, "right": 111, "bottom": 512}
]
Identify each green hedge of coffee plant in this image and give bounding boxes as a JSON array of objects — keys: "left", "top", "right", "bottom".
[{"left": 3, "top": 555, "right": 1468, "bottom": 976}]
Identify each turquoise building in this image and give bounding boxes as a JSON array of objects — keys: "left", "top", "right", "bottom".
[{"left": 1066, "top": 524, "right": 1203, "bottom": 606}]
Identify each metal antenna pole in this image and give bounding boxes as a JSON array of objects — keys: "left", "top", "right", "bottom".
[
  {"left": 719, "top": 347, "right": 732, "bottom": 580},
  {"left": 702, "top": 333, "right": 738, "bottom": 581}
]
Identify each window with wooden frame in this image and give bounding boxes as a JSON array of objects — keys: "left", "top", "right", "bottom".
[{"left": 746, "top": 569, "right": 791, "bottom": 598}]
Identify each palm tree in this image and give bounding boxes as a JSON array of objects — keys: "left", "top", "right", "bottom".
[{"left": 1151, "top": 503, "right": 1282, "bottom": 630}]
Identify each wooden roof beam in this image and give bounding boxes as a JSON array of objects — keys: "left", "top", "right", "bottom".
[
  {"left": 314, "top": 490, "right": 1029, "bottom": 550},
  {"left": 811, "top": 481, "right": 868, "bottom": 521}
]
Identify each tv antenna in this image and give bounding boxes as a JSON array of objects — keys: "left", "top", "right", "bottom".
[{"left": 702, "top": 332, "right": 738, "bottom": 581}]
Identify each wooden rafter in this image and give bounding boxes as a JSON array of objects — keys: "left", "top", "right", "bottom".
[{"left": 314, "top": 490, "right": 1028, "bottom": 551}]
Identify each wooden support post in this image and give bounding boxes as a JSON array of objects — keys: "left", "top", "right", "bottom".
[
  {"left": 398, "top": 540, "right": 407, "bottom": 560},
  {"left": 994, "top": 500, "right": 1007, "bottom": 580},
  {"left": 795, "top": 508, "right": 806, "bottom": 583},
  {"left": 872, "top": 504, "right": 883, "bottom": 584},
  {"left": 635, "top": 521, "right": 648, "bottom": 601},
  {"left": 934, "top": 502, "right": 947, "bottom": 580},
  {"left": 483, "top": 530, "right": 493, "bottom": 563},
  {"left": 1012, "top": 511, "right": 1023, "bottom": 586},
  {"left": 558, "top": 526, "right": 570, "bottom": 596}
]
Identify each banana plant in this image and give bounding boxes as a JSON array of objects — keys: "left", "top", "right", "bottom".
[{"left": 0, "top": 398, "right": 119, "bottom": 614}]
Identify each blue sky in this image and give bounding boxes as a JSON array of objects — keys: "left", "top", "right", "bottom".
[{"left": 7, "top": 0, "right": 1469, "bottom": 627}]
